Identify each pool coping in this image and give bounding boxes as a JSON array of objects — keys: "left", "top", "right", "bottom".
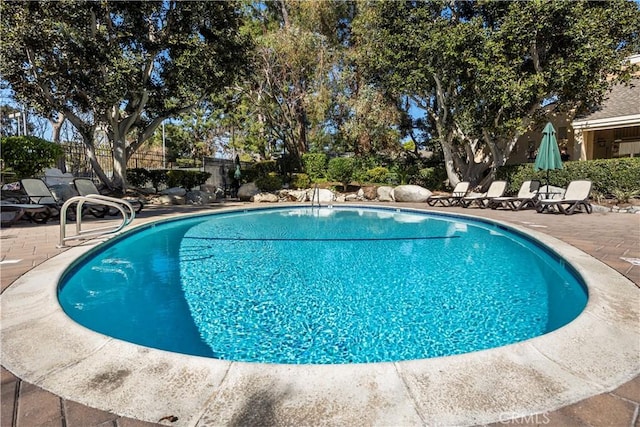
[{"left": 1, "top": 204, "right": 639, "bottom": 426}]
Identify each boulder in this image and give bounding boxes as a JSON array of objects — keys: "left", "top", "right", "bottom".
[
  {"left": 393, "top": 185, "right": 432, "bottom": 203},
  {"left": 238, "top": 182, "right": 260, "bottom": 201},
  {"left": 345, "top": 194, "right": 358, "bottom": 201},
  {"left": 281, "top": 189, "right": 308, "bottom": 202},
  {"left": 152, "top": 194, "right": 185, "bottom": 205},
  {"left": 186, "top": 190, "right": 213, "bottom": 205},
  {"left": 199, "top": 184, "right": 217, "bottom": 193},
  {"left": 377, "top": 186, "right": 395, "bottom": 202},
  {"left": 361, "top": 186, "right": 377, "bottom": 200},
  {"left": 306, "top": 188, "right": 335, "bottom": 203},
  {"left": 253, "top": 192, "right": 279, "bottom": 203},
  {"left": 160, "top": 187, "right": 187, "bottom": 196}
]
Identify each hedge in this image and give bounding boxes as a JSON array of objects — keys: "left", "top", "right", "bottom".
[
  {"left": 1, "top": 136, "right": 64, "bottom": 180},
  {"left": 496, "top": 157, "right": 640, "bottom": 197},
  {"left": 255, "top": 172, "right": 283, "bottom": 192},
  {"left": 126, "top": 168, "right": 210, "bottom": 191}
]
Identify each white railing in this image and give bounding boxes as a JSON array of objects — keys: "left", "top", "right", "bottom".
[
  {"left": 310, "top": 184, "right": 321, "bottom": 208},
  {"left": 58, "top": 195, "right": 135, "bottom": 247}
]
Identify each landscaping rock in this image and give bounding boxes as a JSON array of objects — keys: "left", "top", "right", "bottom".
[
  {"left": 306, "top": 188, "right": 335, "bottom": 203},
  {"left": 377, "top": 186, "right": 395, "bottom": 202},
  {"left": 393, "top": 185, "right": 432, "bottom": 202},
  {"left": 253, "top": 192, "right": 279, "bottom": 203},
  {"left": 238, "top": 182, "right": 260, "bottom": 201},
  {"left": 199, "top": 184, "right": 217, "bottom": 193},
  {"left": 152, "top": 194, "right": 185, "bottom": 205},
  {"left": 160, "top": 187, "right": 187, "bottom": 196},
  {"left": 186, "top": 190, "right": 213, "bottom": 205},
  {"left": 281, "top": 189, "right": 308, "bottom": 202},
  {"left": 361, "top": 186, "right": 377, "bottom": 200}
]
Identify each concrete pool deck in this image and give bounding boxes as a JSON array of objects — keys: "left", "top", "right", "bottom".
[{"left": 1, "top": 202, "right": 639, "bottom": 426}]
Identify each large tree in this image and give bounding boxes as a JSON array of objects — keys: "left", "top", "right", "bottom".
[
  {"left": 229, "top": 0, "right": 355, "bottom": 167},
  {"left": 353, "top": 0, "right": 640, "bottom": 186},
  {"left": 1, "top": 0, "right": 249, "bottom": 189}
]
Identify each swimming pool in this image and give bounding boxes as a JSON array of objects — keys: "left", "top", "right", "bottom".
[{"left": 57, "top": 206, "right": 587, "bottom": 364}]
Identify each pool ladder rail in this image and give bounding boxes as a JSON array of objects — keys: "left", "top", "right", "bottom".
[
  {"left": 310, "top": 184, "right": 321, "bottom": 208},
  {"left": 58, "top": 194, "right": 136, "bottom": 248}
]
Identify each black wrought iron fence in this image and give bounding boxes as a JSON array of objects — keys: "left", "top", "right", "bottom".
[{"left": 61, "top": 143, "right": 166, "bottom": 179}]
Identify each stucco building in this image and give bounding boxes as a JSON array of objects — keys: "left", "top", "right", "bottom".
[{"left": 509, "top": 54, "right": 640, "bottom": 164}]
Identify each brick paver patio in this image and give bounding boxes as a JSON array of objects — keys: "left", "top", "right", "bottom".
[{"left": 1, "top": 202, "right": 638, "bottom": 427}]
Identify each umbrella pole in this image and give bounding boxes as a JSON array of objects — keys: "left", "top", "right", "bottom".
[{"left": 546, "top": 170, "right": 550, "bottom": 188}]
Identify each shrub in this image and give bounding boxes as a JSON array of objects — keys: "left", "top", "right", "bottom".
[
  {"left": 290, "top": 173, "right": 311, "bottom": 189},
  {"left": 166, "top": 170, "right": 211, "bottom": 189},
  {"left": 302, "top": 153, "right": 328, "bottom": 180},
  {"left": 147, "top": 169, "right": 169, "bottom": 192},
  {"left": 365, "top": 166, "right": 390, "bottom": 184},
  {"left": 412, "top": 167, "right": 448, "bottom": 191},
  {"left": 327, "top": 157, "right": 356, "bottom": 191},
  {"left": 127, "top": 168, "right": 149, "bottom": 188},
  {"left": 255, "top": 172, "right": 283, "bottom": 192},
  {"left": 252, "top": 160, "right": 278, "bottom": 177},
  {"left": 0, "top": 136, "right": 64, "bottom": 180},
  {"left": 278, "top": 153, "right": 301, "bottom": 175},
  {"left": 496, "top": 157, "right": 640, "bottom": 196}
]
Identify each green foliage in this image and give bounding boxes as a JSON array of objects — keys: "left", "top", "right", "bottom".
[
  {"left": 147, "top": 170, "right": 169, "bottom": 192},
  {"left": 365, "top": 166, "right": 390, "bottom": 184},
  {"left": 126, "top": 168, "right": 150, "bottom": 188},
  {"left": 327, "top": 157, "right": 356, "bottom": 190},
  {"left": 255, "top": 172, "right": 283, "bottom": 192},
  {"left": 353, "top": 1, "right": 640, "bottom": 183},
  {"left": 252, "top": 160, "right": 278, "bottom": 177},
  {"left": 611, "top": 188, "right": 640, "bottom": 204},
  {"left": 390, "top": 164, "right": 418, "bottom": 185},
  {"left": 403, "top": 141, "right": 416, "bottom": 151},
  {"left": 412, "top": 167, "right": 448, "bottom": 191},
  {"left": 0, "top": 136, "right": 64, "bottom": 180},
  {"left": 0, "top": 1, "right": 250, "bottom": 189},
  {"left": 290, "top": 173, "right": 311, "bottom": 189},
  {"left": 496, "top": 158, "right": 640, "bottom": 196},
  {"left": 166, "top": 170, "right": 211, "bottom": 190},
  {"left": 302, "top": 153, "right": 328, "bottom": 180},
  {"left": 127, "top": 168, "right": 175, "bottom": 191}
]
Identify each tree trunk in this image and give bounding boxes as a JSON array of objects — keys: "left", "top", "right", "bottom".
[
  {"left": 440, "top": 142, "right": 460, "bottom": 188},
  {"left": 82, "top": 138, "right": 112, "bottom": 189},
  {"left": 111, "top": 127, "right": 127, "bottom": 190},
  {"left": 50, "top": 113, "right": 66, "bottom": 172}
]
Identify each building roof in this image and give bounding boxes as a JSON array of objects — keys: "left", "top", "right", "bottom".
[{"left": 572, "top": 78, "right": 640, "bottom": 130}]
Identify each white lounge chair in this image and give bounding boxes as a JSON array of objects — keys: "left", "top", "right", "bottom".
[
  {"left": 460, "top": 180, "right": 507, "bottom": 208},
  {"left": 489, "top": 180, "right": 541, "bottom": 211},
  {"left": 536, "top": 180, "right": 593, "bottom": 215},
  {"left": 426, "top": 182, "right": 470, "bottom": 207}
]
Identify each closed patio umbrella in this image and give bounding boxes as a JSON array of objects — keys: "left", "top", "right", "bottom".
[{"left": 534, "top": 122, "right": 563, "bottom": 187}]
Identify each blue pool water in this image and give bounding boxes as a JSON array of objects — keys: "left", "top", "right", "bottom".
[{"left": 58, "top": 207, "right": 587, "bottom": 364}]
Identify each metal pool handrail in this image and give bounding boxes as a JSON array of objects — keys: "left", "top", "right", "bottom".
[
  {"left": 310, "top": 184, "right": 321, "bottom": 208},
  {"left": 58, "top": 194, "right": 135, "bottom": 247}
]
